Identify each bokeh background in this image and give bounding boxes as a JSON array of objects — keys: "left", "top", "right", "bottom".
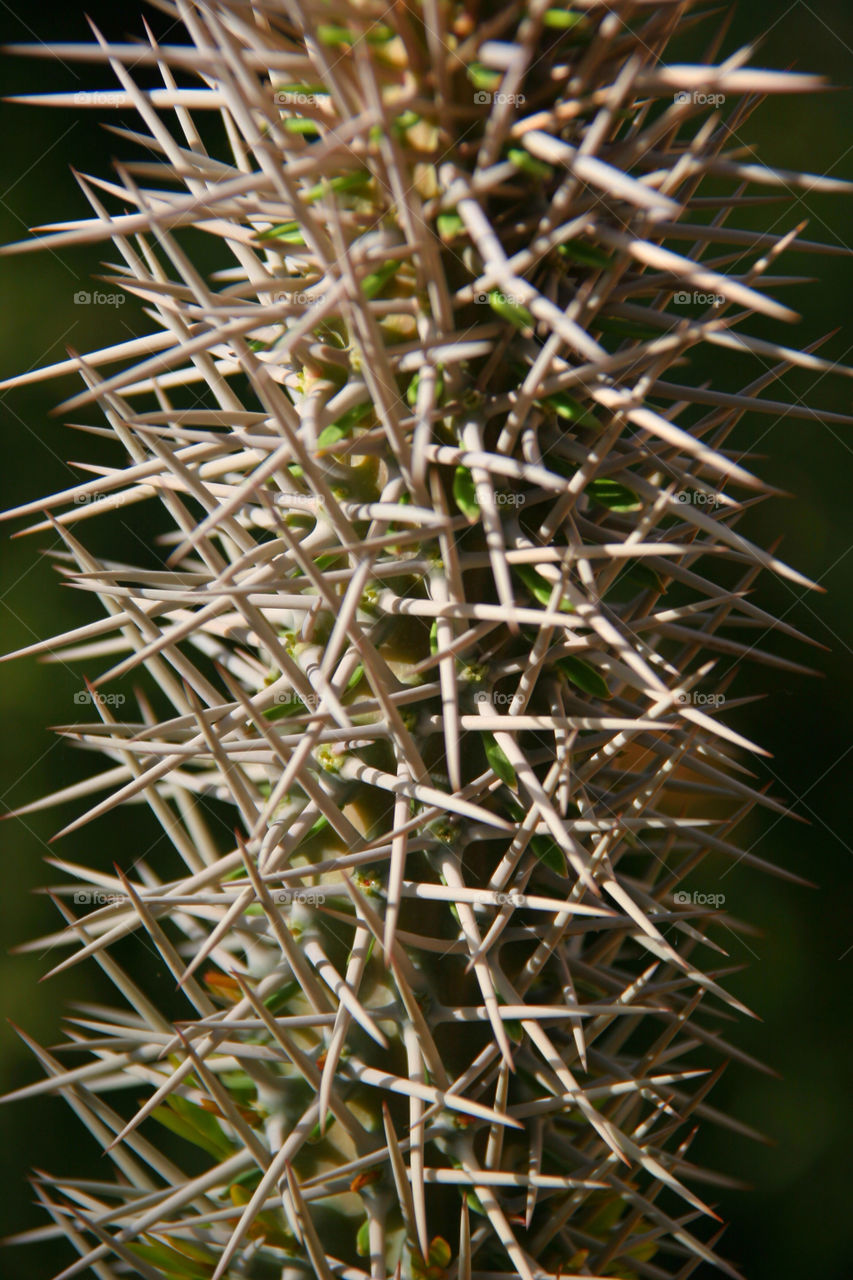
[{"left": 0, "top": 1, "right": 850, "bottom": 1276}]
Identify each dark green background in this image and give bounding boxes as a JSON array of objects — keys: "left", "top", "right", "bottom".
[{"left": 0, "top": 1, "right": 850, "bottom": 1276}]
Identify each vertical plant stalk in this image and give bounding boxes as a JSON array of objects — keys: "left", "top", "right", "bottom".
[{"left": 1, "top": 2, "right": 850, "bottom": 1278}]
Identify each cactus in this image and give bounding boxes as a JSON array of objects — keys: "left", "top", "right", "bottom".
[{"left": 2, "top": 2, "right": 850, "bottom": 1278}]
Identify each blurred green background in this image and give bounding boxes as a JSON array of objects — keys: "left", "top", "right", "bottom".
[{"left": 0, "top": 1, "right": 850, "bottom": 1276}]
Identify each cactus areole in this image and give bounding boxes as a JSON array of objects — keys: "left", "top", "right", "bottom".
[{"left": 3, "top": 3, "right": 850, "bottom": 1279}]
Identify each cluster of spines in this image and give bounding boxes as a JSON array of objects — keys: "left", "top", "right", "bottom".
[{"left": 1, "top": 2, "right": 851, "bottom": 1279}]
